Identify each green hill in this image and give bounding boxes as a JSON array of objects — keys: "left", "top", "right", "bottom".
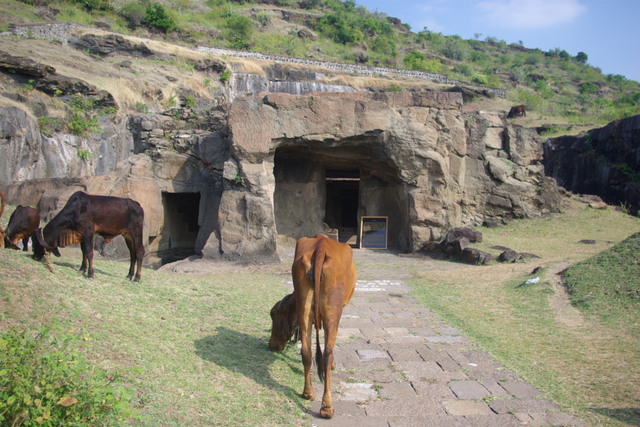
[
  {"left": 2, "top": 0, "right": 639, "bottom": 132},
  {"left": 563, "top": 231, "right": 640, "bottom": 333}
]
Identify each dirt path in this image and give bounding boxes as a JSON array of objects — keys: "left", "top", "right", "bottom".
[{"left": 546, "top": 262, "right": 587, "bottom": 328}]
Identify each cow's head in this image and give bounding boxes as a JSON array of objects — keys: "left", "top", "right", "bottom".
[
  {"left": 31, "top": 228, "right": 60, "bottom": 261},
  {"left": 268, "top": 293, "right": 298, "bottom": 351}
]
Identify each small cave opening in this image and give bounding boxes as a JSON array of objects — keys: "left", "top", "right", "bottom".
[
  {"left": 324, "top": 169, "right": 360, "bottom": 245},
  {"left": 160, "top": 192, "right": 200, "bottom": 264}
]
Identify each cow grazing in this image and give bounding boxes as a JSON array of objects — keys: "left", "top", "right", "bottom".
[
  {"left": 32, "top": 191, "right": 145, "bottom": 282},
  {"left": 4, "top": 206, "right": 40, "bottom": 250},
  {"left": 269, "top": 233, "right": 357, "bottom": 419},
  {"left": 507, "top": 104, "right": 526, "bottom": 118},
  {"left": 268, "top": 293, "right": 298, "bottom": 351}
]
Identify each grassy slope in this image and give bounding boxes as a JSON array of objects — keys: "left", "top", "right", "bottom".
[
  {"left": 0, "top": 224, "right": 307, "bottom": 425},
  {"left": 563, "top": 232, "right": 640, "bottom": 331},
  {"left": 408, "top": 197, "right": 640, "bottom": 426},
  {"left": 1, "top": 0, "right": 639, "bottom": 131}
]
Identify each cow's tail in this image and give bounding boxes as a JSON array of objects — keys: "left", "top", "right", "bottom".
[{"left": 312, "top": 243, "right": 327, "bottom": 383}]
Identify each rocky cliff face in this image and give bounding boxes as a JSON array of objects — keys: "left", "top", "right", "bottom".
[
  {"left": 544, "top": 114, "right": 640, "bottom": 215},
  {"left": 0, "top": 32, "right": 563, "bottom": 264},
  {"left": 215, "top": 91, "right": 561, "bottom": 257},
  {"left": 0, "top": 89, "right": 560, "bottom": 262}
]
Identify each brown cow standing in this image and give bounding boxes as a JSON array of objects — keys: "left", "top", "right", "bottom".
[
  {"left": 32, "top": 191, "right": 145, "bottom": 282},
  {"left": 4, "top": 206, "right": 40, "bottom": 250},
  {"left": 507, "top": 104, "right": 526, "bottom": 118},
  {"left": 269, "top": 233, "right": 357, "bottom": 418}
]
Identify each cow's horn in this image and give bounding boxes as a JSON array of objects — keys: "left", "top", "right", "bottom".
[{"left": 35, "top": 228, "right": 51, "bottom": 249}]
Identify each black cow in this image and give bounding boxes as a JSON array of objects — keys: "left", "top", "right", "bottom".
[
  {"left": 32, "top": 191, "right": 145, "bottom": 282},
  {"left": 4, "top": 205, "right": 40, "bottom": 250},
  {"left": 507, "top": 104, "right": 526, "bottom": 118}
]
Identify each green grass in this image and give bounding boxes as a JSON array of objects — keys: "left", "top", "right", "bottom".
[
  {"left": 2, "top": 197, "right": 640, "bottom": 425},
  {"left": 0, "top": 247, "right": 307, "bottom": 425},
  {"left": 409, "top": 198, "right": 640, "bottom": 426},
  {"left": 563, "top": 232, "right": 640, "bottom": 334}
]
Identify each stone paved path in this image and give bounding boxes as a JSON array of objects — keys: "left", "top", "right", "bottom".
[{"left": 289, "top": 278, "right": 583, "bottom": 426}]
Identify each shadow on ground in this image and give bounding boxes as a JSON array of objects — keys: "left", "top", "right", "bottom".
[
  {"left": 589, "top": 407, "right": 640, "bottom": 425},
  {"left": 194, "top": 326, "right": 305, "bottom": 410}
]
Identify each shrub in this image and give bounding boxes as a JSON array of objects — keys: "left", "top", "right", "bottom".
[
  {"left": 441, "top": 38, "right": 468, "bottom": 61},
  {"left": 77, "top": 148, "right": 93, "bottom": 159},
  {"left": 71, "top": 0, "right": 112, "bottom": 12},
  {"left": 135, "top": 102, "right": 150, "bottom": 113},
  {"left": 575, "top": 51, "right": 588, "bottom": 64},
  {"left": 0, "top": 328, "right": 135, "bottom": 425},
  {"left": 224, "top": 14, "right": 254, "bottom": 49},
  {"left": 142, "top": 3, "right": 177, "bottom": 33},
  {"left": 255, "top": 11, "right": 271, "bottom": 27},
  {"left": 220, "top": 69, "right": 232, "bottom": 83},
  {"left": 119, "top": 1, "right": 147, "bottom": 29},
  {"left": 404, "top": 50, "right": 440, "bottom": 72},
  {"left": 65, "top": 95, "right": 106, "bottom": 136},
  {"left": 316, "top": 13, "right": 363, "bottom": 45},
  {"left": 68, "top": 111, "right": 101, "bottom": 136},
  {"left": 370, "top": 35, "right": 397, "bottom": 57},
  {"left": 184, "top": 95, "right": 196, "bottom": 109},
  {"left": 471, "top": 73, "right": 488, "bottom": 85},
  {"left": 579, "top": 81, "right": 598, "bottom": 95},
  {"left": 37, "top": 116, "right": 63, "bottom": 137},
  {"left": 453, "top": 63, "right": 473, "bottom": 76}
]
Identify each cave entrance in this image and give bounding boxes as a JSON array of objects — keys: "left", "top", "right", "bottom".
[
  {"left": 325, "top": 169, "right": 360, "bottom": 245},
  {"left": 161, "top": 192, "right": 200, "bottom": 264},
  {"left": 273, "top": 143, "right": 409, "bottom": 252}
]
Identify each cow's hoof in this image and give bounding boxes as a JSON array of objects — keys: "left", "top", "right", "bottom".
[
  {"left": 302, "top": 391, "right": 315, "bottom": 401},
  {"left": 320, "top": 406, "right": 334, "bottom": 419}
]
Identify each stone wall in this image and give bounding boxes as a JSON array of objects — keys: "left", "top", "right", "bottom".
[{"left": 196, "top": 45, "right": 507, "bottom": 98}]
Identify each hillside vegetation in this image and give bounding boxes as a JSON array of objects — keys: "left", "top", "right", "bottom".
[{"left": 2, "top": 0, "right": 640, "bottom": 132}]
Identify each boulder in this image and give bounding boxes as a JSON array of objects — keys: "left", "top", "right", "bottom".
[
  {"left": 0, "top": 51, "right": 55, "bottom": 77},
  {"left": 460, "top": 248, "right": 495, "bottom": 265},
  {"left": 69, "top": 34, "right": 153, "bottom": 57}
]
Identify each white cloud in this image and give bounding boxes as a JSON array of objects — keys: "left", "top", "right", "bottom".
[{"left": 477, "top": 0, "right": 587, "bottom": 30}]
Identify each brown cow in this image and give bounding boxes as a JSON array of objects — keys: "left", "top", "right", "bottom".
[
  {"left": 268, "top": 293, "right": 298, "bottom": 351},
  {"left": 32, "top": 191, "right": 145, "bottom": 282},
  {"left": 269, "top": 233, "right": 357, "bottom": 418},
  {"left": 4, "top": 206, "right": 40, "bottom": 250},
  {"left": 507, "top": 104, "right": 526, "bottom": 118}
]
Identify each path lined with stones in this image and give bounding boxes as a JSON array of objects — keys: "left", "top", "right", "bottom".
[{"left": 293, "top": 278, "right": 583, "bottom": 426}]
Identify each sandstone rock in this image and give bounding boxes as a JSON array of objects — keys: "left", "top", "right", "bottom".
[
  {"left": 69, "top": 34, "right": 153, "bottom": 57},
  {"left": 498, "top": 249, "right": 519, "bottom": 263},
  {"left": 0, "top": 51, "right": 56, "bottom": 77},
  {"left": 1, "top": 88, "right": 564, "bottom": 262},
  {"left": 461, "top": 248, "right": 494, "bottom": 265}
]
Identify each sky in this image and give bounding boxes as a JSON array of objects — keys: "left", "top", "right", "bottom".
[{"left": 355, "top": 0, "right": 640, "bottom": 83}]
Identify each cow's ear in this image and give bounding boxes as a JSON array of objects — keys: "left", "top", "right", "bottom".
[{"left": 52, "top": 247, "right": 61, "bottom": 257}]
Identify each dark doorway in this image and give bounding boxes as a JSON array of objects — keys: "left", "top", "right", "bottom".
[
  {"left": 161, "top": 192, "right": 200, "bottom": 264},
  {"left": 325, "top": 169, "right": 360, "bottom": 245}
]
